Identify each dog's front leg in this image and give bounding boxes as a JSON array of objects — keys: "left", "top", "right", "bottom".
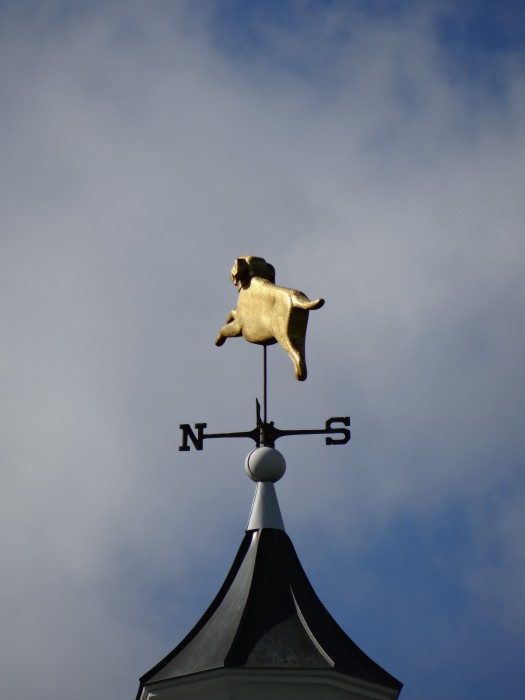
[{"left": 215, "top": 309, "right": 241, "bottom": 346}]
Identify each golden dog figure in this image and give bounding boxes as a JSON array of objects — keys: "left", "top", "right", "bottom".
[{"left": 215, "top": 256, "right": 324, "bottom": 381}]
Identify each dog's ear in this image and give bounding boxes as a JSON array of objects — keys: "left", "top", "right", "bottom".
[
  {"left": 230, "top": 257, "right": 250, "bottom": 287},
  {"left": 247, "top": 256, "right": 275, "bottom": 283},
  {"left": 264, "top": 262, "right": 276, "bottom": 284}
]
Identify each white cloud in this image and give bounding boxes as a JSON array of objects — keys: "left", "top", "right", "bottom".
[{"left": 1, "top": 2, "right": 524, "bottom": 699}]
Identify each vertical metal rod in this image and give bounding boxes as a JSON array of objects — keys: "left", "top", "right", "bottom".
[{"left": 263, "top": 345, "right": 268, "bottom": 423}]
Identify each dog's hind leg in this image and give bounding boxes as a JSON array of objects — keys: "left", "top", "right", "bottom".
[{"left": 277, "top": 334, "right": 307, "bottom": 381}]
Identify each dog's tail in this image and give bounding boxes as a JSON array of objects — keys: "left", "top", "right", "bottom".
[{"left": 292, "top": 296, "right": 325, "bottom": 311}]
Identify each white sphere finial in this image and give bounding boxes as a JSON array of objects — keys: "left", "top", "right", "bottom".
[{"left": 245, "top": 447, "right": 286, "bottom": 483}]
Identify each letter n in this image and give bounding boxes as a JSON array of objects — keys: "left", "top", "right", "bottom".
[{"left": 179, "top": 423, "right": 207, "bottom": 451}]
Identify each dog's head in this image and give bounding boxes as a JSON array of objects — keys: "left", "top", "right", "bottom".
[{"left": 230, "top": 256, "right": 276, "bottom": 288}]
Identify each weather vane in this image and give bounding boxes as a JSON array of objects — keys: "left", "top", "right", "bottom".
[{"left": 179, "top": 255, "right": 350, "bottom": 451}]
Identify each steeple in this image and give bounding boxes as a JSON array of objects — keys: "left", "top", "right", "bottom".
[
  {"left": 135, "top": 448, "right": 402, "bottom": 700},
  {"left": 135, "top": 257, "right": 402, "bottom": 699}
]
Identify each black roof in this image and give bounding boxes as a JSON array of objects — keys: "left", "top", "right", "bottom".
[{"left": 138, "top": 528, "right": 402, "bottom": 695}]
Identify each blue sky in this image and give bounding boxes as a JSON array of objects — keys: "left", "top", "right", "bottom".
[{"left": 1, "top": 1, "right": 524, "bottom": 699}]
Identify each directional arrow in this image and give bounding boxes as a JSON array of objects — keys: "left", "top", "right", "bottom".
[{"left": 179, "top": 399, "right": 350, "bottom": 451}]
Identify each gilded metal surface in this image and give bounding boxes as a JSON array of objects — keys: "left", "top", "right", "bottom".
[{"left": 214, "top": 256, "right": 324, "bottom": 381}]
